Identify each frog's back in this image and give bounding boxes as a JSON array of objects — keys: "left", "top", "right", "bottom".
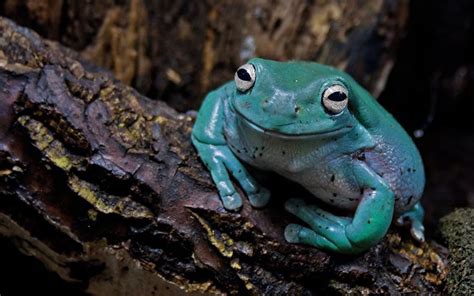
[{"left": 344, "top": 75, "right": 425, "bottom": 214}]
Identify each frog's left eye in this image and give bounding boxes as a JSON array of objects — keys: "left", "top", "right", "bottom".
[
  {"left": 235, "top": 64, "right": 256, "bottom": 92},
  {"left": 322, "top": 84, "right": 349, "bottom": 114}
]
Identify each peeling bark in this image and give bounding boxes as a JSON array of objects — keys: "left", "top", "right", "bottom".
[{"left": 0, "top": 17, "right": 448, "bottom": 295}]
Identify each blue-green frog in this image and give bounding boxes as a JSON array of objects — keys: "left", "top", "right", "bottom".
[{"left": 191, "top": 58, "right": 425, "bottom": 254}]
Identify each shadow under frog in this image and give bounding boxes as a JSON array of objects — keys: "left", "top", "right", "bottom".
[{"left": 191, "top": 58, "right": 425, "bottom": 254}]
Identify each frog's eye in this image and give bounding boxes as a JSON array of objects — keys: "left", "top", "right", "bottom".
[
  {"left": 322, "top": 84, "right": 349, "bottom": 114},
  {"left": 235, "top": 64, "right": 256, "bottom": 92}
]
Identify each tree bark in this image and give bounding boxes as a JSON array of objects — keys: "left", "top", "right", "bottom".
[
  {"left": 2, "top": 0, "right": 409, "bottom": 111},
  {"left": 0, "top": 17, "right": 448, "bottom": 295}
]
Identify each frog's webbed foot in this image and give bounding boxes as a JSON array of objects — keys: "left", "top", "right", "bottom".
[
  {"left": 284, "top": 164, "right": 395, "bottom": 254},
  {"left": 192, "top": 136, "right": 270, "bottom": 210},
  {"left": 284, "top": 198, "right": 360, "bottom": 253},
  {"left": 396, "top": 202, "right": 425, "bottom": 243}
]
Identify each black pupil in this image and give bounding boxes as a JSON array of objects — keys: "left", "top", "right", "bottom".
[
  {"left": 237, "top": 69, "right": 252, "bottom": 81},
  {"left": 328, "top": 91, "right": 347, "bottom": 102}
]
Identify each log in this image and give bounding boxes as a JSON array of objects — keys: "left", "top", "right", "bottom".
[{"left": 0, "top": 17, "right": 448, "bottom": 295}]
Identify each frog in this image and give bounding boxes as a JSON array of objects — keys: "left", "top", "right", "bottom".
[{"left": 191, "top": 58, "right": 425, "bottom": 254}]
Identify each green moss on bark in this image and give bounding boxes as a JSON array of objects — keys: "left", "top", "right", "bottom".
[{"left": 440, "top": 208, "right": 474, "bottom": 295}]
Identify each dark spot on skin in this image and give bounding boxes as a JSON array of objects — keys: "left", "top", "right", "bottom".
[
  {"left": 325, "top": 226, "right": 329, "bottom": 230},
  {"left": 406, "top": 195, "right": 414, "bottom": 206},
  {"left": 294, "top": 106, "right": 300, "bottom": 113},
  {"left": 359, "top": 188, "right": 364, "bottom": 195},
  {"left": 261, "top": 146, "right": 265, "bottom": 150},
  {"left": 243, "top": 101, "right": 252, "bottom": 109},
  {"left": 370, "top": 187, "right": 375, "bottom": 191},
  {"left": 380, "top": 173, "right": 384, "bottom": 177},
  {"left": 400, "top": 168, "right": 403, "bottom": 176},
  {"left": 254, "top": 147, "right": 258, "bottom": 151},
  {"left": 330, "top": 175, "right": 335, "bottom": 182},
  {"left": 355, "top": 133, "right": 359, "bottom": 137},
  {"left": 318, "top": 225, "right": 322, "bottom": 229},
  {"left": 407, "top": 168, "right": 412, "bottom": 173},
  {"left": 282, "top": 150, "right": 286, "bottom": 155},
  {"left": 264, "top": 99, "right": 269, "bottom": 104},
  {"left": 357, "top": 153, "right": 366, "bottom": 161},
  {"left": 238, "top": 169, "right": 242, "bottom": 173},
  {"left": 349, "top": 198, "right": 356, "bottom": 201},
  {"left": 237, "top": 149, "right": 241, "bottom": 153},
  {"left": 413, "top": 168, "right": 416, "bottom": 172},
  {"left": 259, "top": 153, "right": 263, "bottom": 157},
  {"left": 333, "top": 193, "right": 337, "bottom": 197},
  {"left": 367, "top": 220, "right": 371, "bottom": 224},
  {"left": 330, "top": 199, "right": 335, "bottom": 203},
  {"left": 244, "top": 148, "right": 248, "bottom": 153}
]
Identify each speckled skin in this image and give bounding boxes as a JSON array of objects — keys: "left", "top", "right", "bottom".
[{"left": 192, "top": 58, "right": 425, "bottom": 253}]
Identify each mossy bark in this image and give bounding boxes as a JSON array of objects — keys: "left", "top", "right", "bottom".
[
  {"left": 440, "top": 208, "right": 474, "bottom": 295},
  {"left": 0, "top": 16, "right": 449, "bottom": 295}
]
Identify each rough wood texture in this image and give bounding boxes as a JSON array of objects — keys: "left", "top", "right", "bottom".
[
  {"left": 1, "top": 0, "right": 409, "bottom": 111},
  {"left": 0, "top": 17, "right": 448, "bottom": 295},
  {"left": 440, "top": 208, "right": 474, "bottom": 296}
]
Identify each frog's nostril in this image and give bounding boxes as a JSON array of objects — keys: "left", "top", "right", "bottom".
[{"left": 261, "top": 98, "right": 271, "bottom": 111}]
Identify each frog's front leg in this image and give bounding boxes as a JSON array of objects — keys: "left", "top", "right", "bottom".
[
  {"left": 284, "top": 163, "right": 395, "bottom": 254},
  {"left": 192, "top": 87, "right": 270, "bottom": 210},
  {"left": 192, "top": 139, "right": 270, "bottom": 209}
]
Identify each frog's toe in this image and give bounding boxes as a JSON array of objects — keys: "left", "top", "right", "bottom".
[
  {"left": 396, "top": 202, "right": 425, "bottom": 243},
  {"left": 410, "top": 221, "right": 425, "bottom": 243},
  {"left": 395, "top": 215, "right": 406, "bottom": 226},
  {"left": 284, "top": 224, "right": 339, "bottom": 251},
  {"left": 221, "top": 192, "right": 243, "bottom": 211},
  {"left": 284, "top": 223, "right": 303, "bottom": 243},
  {"left": 284, "top": 198, "right": 306, "bottom": 214},
  {"left": 248, "top": 186, "right": 271, "bottom": 208}
]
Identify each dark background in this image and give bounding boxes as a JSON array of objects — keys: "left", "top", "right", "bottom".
[{"left": 1, "top": 0, "right": 473, "bottom": 294}]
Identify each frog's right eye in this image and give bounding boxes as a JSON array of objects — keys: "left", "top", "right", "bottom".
[
  {"left": 322, "top": 84, "right": 349, "bottom": 114},
  {"left": 235, "top": 64, "right": 256, "bottom": 92}
]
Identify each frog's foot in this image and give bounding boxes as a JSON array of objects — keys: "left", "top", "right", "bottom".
[
  {"left": 192, "top": 137, "right": 271, "bottom": 210},
  {"left": 248, "top": 186, "right": 271, "bottom": 208},
  {"left": 284, "top": 198, "right": 358, "bottom": 253},
  {"left": 396, "top": 202, "right": 425, "bottom": 243}
]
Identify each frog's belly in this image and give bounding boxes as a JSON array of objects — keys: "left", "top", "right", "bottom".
[
  {"left": 226, "top": 134, "right": 365, "bottom": 211},
  {"left": 228, "top": 133, "right": 423, "bottom": 214},
  {"left": 224, "top": 112, "right": 424, "bottom": 214}
]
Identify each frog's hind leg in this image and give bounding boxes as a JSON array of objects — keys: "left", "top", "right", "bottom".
[
  {"left": 284, "top": 163, "right": 395, "bottom": 254},
  {"left": 396, "top": 202, "right": 425, "bottom": 242}
]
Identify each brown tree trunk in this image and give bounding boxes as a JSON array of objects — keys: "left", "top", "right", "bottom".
[
  {"left": 0, "top": 17, "right": 448, "bottom": 295},
  {"left": 2, "top": 0, "right": 409, "bottom": 111}
]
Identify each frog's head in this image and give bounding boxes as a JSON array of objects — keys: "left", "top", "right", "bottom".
[{"left": 231, "top": 58, "right": 357, "bottom": 138}]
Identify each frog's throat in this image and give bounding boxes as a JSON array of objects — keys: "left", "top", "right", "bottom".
[{"left": 234, "top": 108, "right": 353, "bottom": 139}]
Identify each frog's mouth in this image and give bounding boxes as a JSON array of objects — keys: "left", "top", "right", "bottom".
[{"left": 234, "top": 109, "right": 353, "bottom": 139}]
